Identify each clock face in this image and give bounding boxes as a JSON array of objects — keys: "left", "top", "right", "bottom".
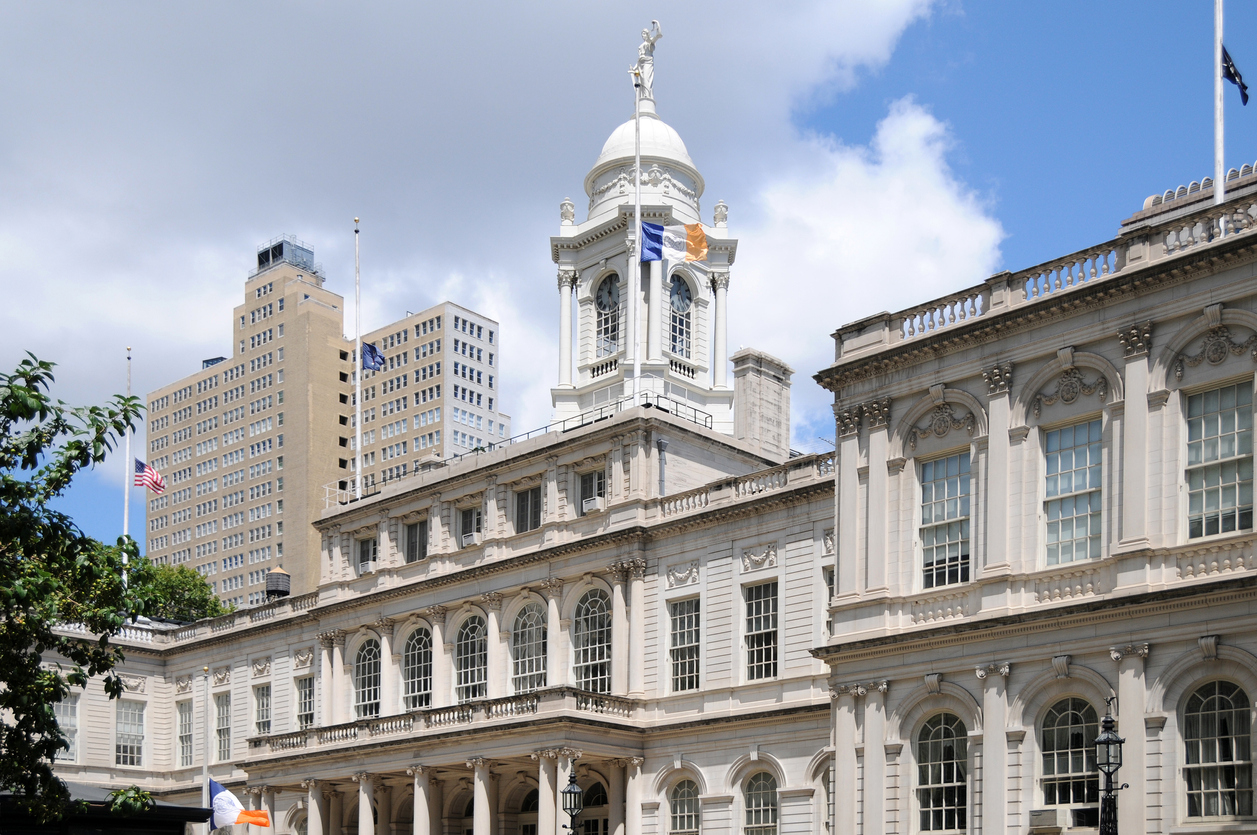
[
  {"left": 670, "top": 276, "right": 692, "bottom": 312},
  {"left": 596, "top": 277, "right": 620, "bottom": 312}
]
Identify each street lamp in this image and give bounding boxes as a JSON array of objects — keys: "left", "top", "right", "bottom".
[
  {"left": 561, "top": 769, "right": 583, "bottom": 833},
  {"left": 1095, "top": 697, "right": 1126, "bottom": 835}
]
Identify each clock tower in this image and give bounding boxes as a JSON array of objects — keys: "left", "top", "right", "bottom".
[{"left": 550, "top": 95, "right": 736, "bottom": 433}]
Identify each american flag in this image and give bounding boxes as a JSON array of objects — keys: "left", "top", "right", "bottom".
[{"left": 134, "top": 458, "right": 166, "bottom": 494}]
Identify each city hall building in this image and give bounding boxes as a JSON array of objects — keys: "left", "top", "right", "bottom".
[{"left": 48, "top": 81, "right": 1257, "bottom": 835}]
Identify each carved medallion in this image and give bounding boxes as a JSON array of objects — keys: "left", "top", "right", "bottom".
[
  {"left": 1174, "top": 326, "right": 1257, "bottom": 380},
  {"left": 1033, "top": 368, "right": 1107, "bottom": 418},
  {"left": 909, "top": 405, "right": 976, "bottom": 451}
]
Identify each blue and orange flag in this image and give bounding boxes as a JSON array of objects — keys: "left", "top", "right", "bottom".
[{"left": 210, "top": 779, "right": 270, "bottom": 829}]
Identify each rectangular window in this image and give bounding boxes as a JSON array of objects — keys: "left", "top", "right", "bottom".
[
  {"left": 745, "top": 581, "right": 778, "bottom": 681},
  {"left": 516, "top": 486, "right": 542, "bottom": 533},
  {"left": 1045, "top": 419, "right": 1102, "bottom": 564},
  {"left": 579, "top": 470, "right": 606, "bottom": 516},
  {"left": 669, "top": 598, "right": 701, "bottom": 692},
  {"left": 215, "top": 693, "right": 231, "bottom": 762},
  {"left": 461, "top": 507, "right": 482, "bottom": 543},
  {"left": 254, "top": 685, "right": 271, "bottom": 735},
  {"left": 115, "top": 700, "right": 145, "bottom": 766},
  {"left": 357, "top": 537, "right": 378, "bottom": 570},
  {"left": 296, "top": 677, "right": 315, "bottom": 730},
  {"left": 1187, "top": 383, "right": 1254, "bottom": 538},
  {"left": 822, "top": 565, "right": 835, "bottom": 635},
  {"left": 921, "top": 452, "right": 971, "bottom": 588},
  {"left": 54, "top": 695, "right": 79, "bottom": 763},
  {"left": 177, "top": 700, "right": 193, "bottom": 767},
  {"left": 405, "top": 520, "right": 428, "bottom": 563}
]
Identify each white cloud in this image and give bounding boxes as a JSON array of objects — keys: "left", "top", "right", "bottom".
[{"left": 730, "top": 97, "right": 1005, "bottom": 447}]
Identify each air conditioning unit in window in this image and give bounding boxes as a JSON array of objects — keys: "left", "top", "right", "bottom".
[
  {"left": 1027, "top": 809, "right": 1062, "bottom": 834},
  {"left": 582, "top": 497, "right": 605, "bottom": 514},
  {"left": 359, "top": 561, "right": 377, "bottom": 574},
  {"left": 461, "top": 533, "right": 481, "bottom": 548}
]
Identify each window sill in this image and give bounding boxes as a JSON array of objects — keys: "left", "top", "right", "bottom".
[{"left": 1169, "top": 821, "right": 1257, "bottom": 834}]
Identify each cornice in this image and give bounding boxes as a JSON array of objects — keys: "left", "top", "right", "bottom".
[
  {"left": 814, "top": 233, "right": 1257, "bottom": 393},
  {"left": 813, "top": 571, "right": 1257, "bottom": 665}
]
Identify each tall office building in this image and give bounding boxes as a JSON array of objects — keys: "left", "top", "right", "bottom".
[{"left": 143, "top": 238, "right": 509, "bottom": 605}]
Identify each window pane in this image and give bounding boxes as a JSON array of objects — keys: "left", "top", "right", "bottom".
[
  {"left": 1185, "top": 681, "right": 1254, "bottom": 817},
  {"left": 1044, "top": 420, "right": 1102, "bottom": 565},
  {"left": 921, "top": 453, "right": 971, "bottom": 588},
  {"left": 745, "top": 582, "right": 778, "bottom": 680}
]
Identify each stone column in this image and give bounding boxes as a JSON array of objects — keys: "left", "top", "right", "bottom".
[
  {"left": 318, "top": 633, "right": 337, "bottom": 726},
  {"left": 533, "top": 750, "right": 558, "bottom": 835},
  {"left": 627, "top": 558, "right": 646, "bottom": 697},
  {"left": 325, "top": 788, "right": 343, "bottom": 835},
  {"left": 429, "top": 777, "right": 445, "bottom": 835},
  {"left": 469, "top": 759, "right": 493, "bottom": 835},
  {"left": 834, "top": 405, "right": 862, "bottom": 598},
  {"left": 377, "top": 618, "right": 397, "bottom": 716},
  {"left": 489, "top": 772, "right": 500, "bottom": 835},
  {"left": 483, "top": 593, "right": 505, "bottom": 699},
  {"left": 302, "top": 780, "right": 324, "bottom": 835},
  {"left": 331, "top": 631, "right": 348, "bottom": 724},
  {"left": 261, "top": 786, "right": 276, "bottom": 834},
  {"left": 978, "top": 663, "right": 1011, "bottom": 834},
  {"left": 833, "top": 686, "right": 859, "bottom": 835},
  {"left": 863, "top": 683, "right": 888, "bottom": 835},
  {"left": 427, "top": 606, "right": 449, "bottom": 707},
  {"left": 429, "top": 496, "right": 443, "bottom": 555},
  {"left": 710, "top": 272, "right": 730, "bottom": 388},
  {"left": 646, "top": 261, "right": 662, "bottom": 362},
  {"left": 352, "top": 773, "right": 375, "bottom": 835},
  {"left": 625, "top": 757, "right": 643, "bottom": 835},
  {"left": 1113, "top": 643, "right": 1150, "bottom": 830},
  {"left": 609, "top": 565, "right": 629, "bottom": 694},
  {"left": 608, "top": 760, "right": 626, "bottom": 835},
  {"left": 541, "top": 580, "right": 564, "bottom": 687},
  {"left": 864, "top": 398, "right": 891, "bottom": 593},
  {"left": 557, "top": 270, "right": 576, "bottom": 388},
  {"left": 408, "top": 767, "right": 431, "bottom": 835},
  {"left": 982, "top": 363, "right": 1013, "bottom": 572},
  {"left": 376, "top": 783, "right": 392, "bottom": 835},
  {"left": 1118, "top": 324, "right": 1152, "bottom": 549}
]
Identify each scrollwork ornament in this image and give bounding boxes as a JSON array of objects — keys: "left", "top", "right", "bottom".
[
  {"left": 1033, "top": 367, "right": 1107, "bottom": 418},
  {"left": 909, "top": 404, "right": 976, "bottom": 451},
  {"left": 1174, "top": 326, "right": 1257, "bottom": 381}
]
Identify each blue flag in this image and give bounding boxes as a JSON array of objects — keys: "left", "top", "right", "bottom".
[
  {"left": 362, "top": 341, "right": 384, "bottom": 371},
  {"left": 640, "top": 221, "right": 665, "bottom": 262}
]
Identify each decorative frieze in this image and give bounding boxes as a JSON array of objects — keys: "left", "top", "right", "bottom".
[
  {"left": 1033, "top": 367, "right": 1107, "bottom": 418},
  {"left": 1118, "top": 321, "right": 1153, "bottom": 358},
  {"left": 974, "top": 663, "right": 1011, "bottom": 680},
  {"left": 293, "top": 648, "right": 314, "bottom": 669},
  {"left": 1174, "top": 325, "right": 1257, "bottom": 380},
  {"left": 1109, "top": 643, "right": 1150, "bottom": 662},
  {"left": 120, "top": 674, "right": 146, "bottom": 693},
  {"left": 666, "top": 561, "right": 699, "bottom": 588},
  {"left": 251, "top": 657, "right": 271, "bottom": 678},
  {"left": 909, "top": 404, "right": 976, "bottom": 451},
  {"left": 175, "top": 674, "right": 193, "bottom": 694},
  {"left": 740, "top": 543, "right": 777, "bottom": 572},
  {"left": 982, "top": 361, "right": 1013, "bottom": 395},
  {"left": 212, "top": 666, "right": 231, "bottom": 686},
  {"left": 823, "top": 528, "right": 835, "bottom": 555}
]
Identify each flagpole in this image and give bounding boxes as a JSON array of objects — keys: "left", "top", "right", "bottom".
[
  {"left": 1216, "top": 0, "right": 1225, "bottom": 206},
  {"left": 632, "top": 74, "right": 642, "bottom": 400},
  {"left": 354, "top": 218, "right": 363, "bottom": 500},
  {"left": 122, "top": 347, "right": 131, "bottom": 585},
  {"left": 201, "top": 665, "right": 210, "bottom": 833}
]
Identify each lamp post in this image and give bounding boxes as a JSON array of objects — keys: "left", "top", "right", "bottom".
[
  {"left": 561, "top": 769, "right": 583, "bottom": 833},
  {"left": 1095, "top": 698, "right": 1126, "bottom": 835}
]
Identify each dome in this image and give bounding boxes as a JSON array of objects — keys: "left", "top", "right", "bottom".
[
  {"left": 590, "top": 111, "right": 696, "bottom": 173},
  {"left": 582, "top": 103, "right": 705, "bottom": 224}
]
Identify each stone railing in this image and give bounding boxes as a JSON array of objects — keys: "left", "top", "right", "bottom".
[
  {"left": 836, "top": 192, "right": 1257, "bottom": 359},
  {"left": 669, "top": 359, "right": 697, "bottom": 379},
  {"left": 733, "top": 464, "right": 789, "bottom": 497},
  {"left": 246, "top": 687, "right": 639, "bottom": 758},
  {"left": 660, "top": 485, "right": 710, "bottom": 518},
  {"left": 654, "top": 452, "right": 832, "bottom": 524}
]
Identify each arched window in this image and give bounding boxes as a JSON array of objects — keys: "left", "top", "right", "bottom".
[
  {"left": 1041, "top": 698, "right": 1098, "bottom": 826},
  {"left": 743, "top": 772, "right": 777, "bottom": 835},
  {"left": 583, "top": 782, "right": 608, "bottom": 808},
  {"left": 455, "top": 617, "right": 487, "bottom": 703},
  {"left": 917, "top": 713, "right": 967, "bottom": 831},
  {"left": 1185, "top": 680, "right": 1254, "bottom": 816},
  {"left": 512, "top": 603, "right": 547, "bottom": 693},
  {"left": 402, "top": 628, "right": 433, "bottom": 709},
  {"left": 520, "top": 789, "right": 540, "bottom": 812},
  {"left": 353, "top": 639, "right": 381, "bottom": 718},
  {"left": 669, "top": 275, "right": 693, "bottom": 359},
  {"left": 595, "top": 275, "right": 620, "bottom": 358},
  {"left": 573, "top": 589, "right": 611, "bottom": 693},
  {"left": 670, "top": 780, "right": 700, "bottom": 835}
]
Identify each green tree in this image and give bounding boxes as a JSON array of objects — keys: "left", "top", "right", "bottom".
[
  {"left": 141, "top": 563, "right": 234, "bottom": 621},
  {"left": 0, "top": 354, "right": 153, "bottom": 821}
]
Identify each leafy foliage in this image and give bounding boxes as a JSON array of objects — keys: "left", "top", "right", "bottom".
[
  {"left": 0, "top": 354, "right": 154, "bottom": 821},
  {"left": 106, "top": 786, "right": 154, "bottom": 815},
  {"left": 141, "top": 563, "right": 234, "bottom": 622}
]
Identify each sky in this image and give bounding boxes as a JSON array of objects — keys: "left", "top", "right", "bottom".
[{"left": 4, "top": 1, "right": 1257, "bottom": 549}]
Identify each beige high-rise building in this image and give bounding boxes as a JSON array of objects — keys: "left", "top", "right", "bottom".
[{"left": 143, "top": 237, "right": 509, "bottom": 604}]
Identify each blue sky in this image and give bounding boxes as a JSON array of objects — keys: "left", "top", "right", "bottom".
[{"left": 5, "top": 2, "right": 1255, "bottom": 550}]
